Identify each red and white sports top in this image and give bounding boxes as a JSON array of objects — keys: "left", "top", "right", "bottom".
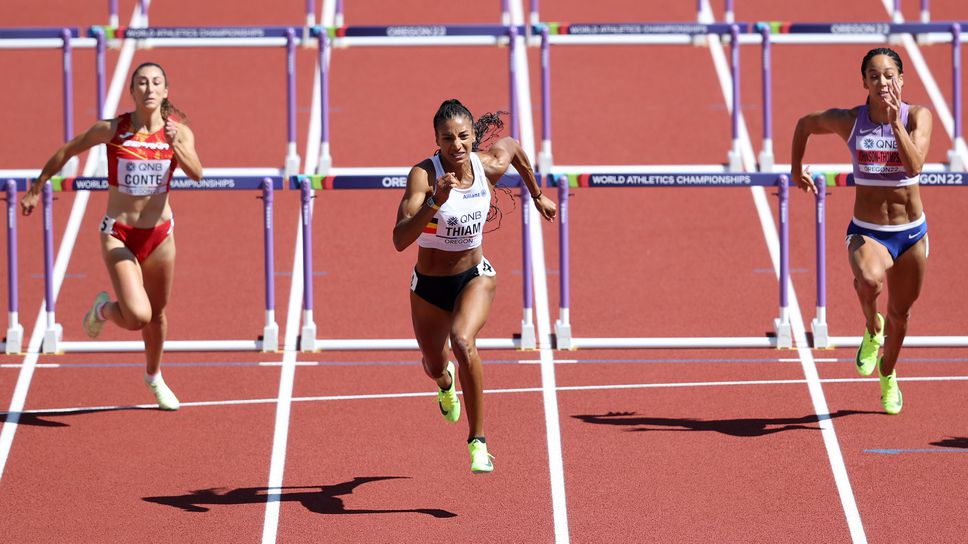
[
  {"left": 106, "top": 113, "right": 177, "bottom": 196},
  {"left": 417, "top": 152, "right": 491, "bottom": 252}
]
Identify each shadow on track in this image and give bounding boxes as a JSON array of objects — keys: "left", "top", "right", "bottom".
[
  {"left": 0, "top": 406, "right": 153, "bottom": 427},
  {"left": 143, "top": 476, "right": 457, "bottom": 518},
  {"left": 572, "top": 409, "right": 880, "bottom": 437}
]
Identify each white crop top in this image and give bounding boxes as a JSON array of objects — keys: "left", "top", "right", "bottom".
[{"left": 416, "top": 153, "right": 491, "bottom": 252}]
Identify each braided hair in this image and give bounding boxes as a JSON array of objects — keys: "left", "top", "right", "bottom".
[
  {"left": 432, "top": 99, "right": 515, "bottom": 230},
  {"left": 129, "top": 62, "right": 190, "bottom": 124}
]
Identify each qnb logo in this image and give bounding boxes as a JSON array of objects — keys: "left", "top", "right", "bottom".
[
  {"left": 122, "top": 140, "right": 170, "bottom": 151},
  {"left": 861, "top": 137, "right": 896, "bottom": 151},
  {"left": 442, "top": 211, "right": 483, "bottom": 238}
]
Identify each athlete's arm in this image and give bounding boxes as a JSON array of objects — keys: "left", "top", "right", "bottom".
[
  {"left": 393, "top": 162, "right": 452, "bottom": 252},
  {"left": 480, "top": 136, "right": 556, "bottom": 221},
  {"left": 20, "top": 119, "right": 116, "bottom": 216},
  {"left": 166, "top": 120, "right": 203, "bottom": 181},
  {"left": 790, "top": 108, "right": 855, "bottom": 194}
]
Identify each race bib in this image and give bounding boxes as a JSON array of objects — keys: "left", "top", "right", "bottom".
[{"left": 117, "top": 158, "right": 170, "bottom": 195}]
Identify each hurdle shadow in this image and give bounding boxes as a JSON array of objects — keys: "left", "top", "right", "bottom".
[
  {"left": 930, "top": 436, "right": 968, "bottom": 449},
  {"left": 143, "top": 476, "right": 456, "bottom": 518},
  {"left": 1, "top": 405, "right": 152, "bottom": 428},
  {"left": 572, "top": 409, "right": 879, "bottom": 437}
]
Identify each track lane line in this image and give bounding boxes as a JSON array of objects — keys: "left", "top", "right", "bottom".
[
  {"left": 509, "top": 1, "right": 569, "bottom": 542},
  {"left": 0, "top": 1, "right": 147, "bottom": 482},
  {"left": 259, "top": 2, "right": 328, "bottom": 541},
  {"left": 701, "top": 1, "right": 867, "bottom": 541}
]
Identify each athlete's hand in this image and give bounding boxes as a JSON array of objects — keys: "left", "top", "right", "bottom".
[
  {"left": 534, "top": 193, "right": 557, "bottom": 222},
  {"left": 793, "top": 164, "right": 818, "bottom": 195},
  {"left": 19, "top": 183, "right": 42, "bottom": 216},
  {"left": 433, "top": 172, "right": 460, "bottom": 205},
  {"left": 885, "top": 76, "right": 902, "bottom": 125},
  {"left": 164, "top": 118, "right": 180, "bottom": 144}
]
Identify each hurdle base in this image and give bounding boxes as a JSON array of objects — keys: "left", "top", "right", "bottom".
[
  {"left": 300, "top": 322, "right": 318, "bottom": 352},
  {"left": 58, "top": 340, "right": 266, "bottom": 352},
  {"left": 306, "top": 337, "right": 520, "bottom": 350},
  {"left": 949, "top": 148, "right": 966, "bottom": 172},
  {"left": 728, "top": 150, "right": 743, "bottom": 173},
  {"left": 5, "top": 324, "right": 24, "bottom": 354},
  {"left": 568, "top": 336, "right": 778, "bottom": 349},
  {"left": 555, "top": 320, "right": 572, "bottom": 350},
  {"left": 774, "top": 318, "right": 793, "bottom": 349},
  {"left": 262, "top": 322, "right": 279, "bottom": 352},
  {"left": 520, "top": 320, "right": 536, "bottom": 350},
  {"left": 43, "top": 323, "right": 63, "bottom": 354},
  {"left": 827, "top": 335, "right": 968, "bottom": 348},
  {"left": 758, "top": 149, "right": 775, "bottom": 173},
  {"left": 811, "top": 319, "right": 830, "bottom": 349},
  {"left": 284, "top": 153, "right": 301, "bottom": 180},
  {"left": 316, "top": 153, "right": 332, "bottom": 176},
  {"left": 60, "top": 156, "right": 79, "bottom": 178}
]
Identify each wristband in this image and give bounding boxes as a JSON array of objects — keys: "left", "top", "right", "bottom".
[
  {"left": 425, "top": 196, "right": 440, "bottom": 210},
  {"left": 531, "top": 191, "right": 543, "bottom": 200}
]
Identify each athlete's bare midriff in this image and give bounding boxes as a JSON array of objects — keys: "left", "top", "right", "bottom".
[
  {"left": 105, "top": 188, "right": 172, "bottom": 228},
  {"left": 416, "top": 245, "right": 484, "bottom": 276},
  {"left": 853, "top": 184, "right": 923, "bottom": 225}
]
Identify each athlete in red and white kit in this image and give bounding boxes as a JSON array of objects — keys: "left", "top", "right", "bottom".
[{"left": 21, "top": 62, "right": 202, "bottom": 410}]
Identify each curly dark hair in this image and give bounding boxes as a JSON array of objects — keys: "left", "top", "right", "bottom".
[{"left": 432, "top": 99, "right": 516, "bottom": 230}]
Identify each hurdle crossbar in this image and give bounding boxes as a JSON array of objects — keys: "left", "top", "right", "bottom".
[
  {"left": 305, "top": 23, "right": 537, "bottom": 351},
  {"left": 293, "top": 172, "right": 531, "bottom": 352},
  {"left": 553, "top": 172, "right": 792, "bottom": 350},
  {"left": 26, "top": 175, "right": 282, "bottom": 354},
  {"left": 810, "top": 172, "right": 968, "bottom": 348},
  {"left": 86, "top": 26, "right": 304, "bottom": 178},
  {"left": 537, "top": 23, "right": 755, "bottom": 175},
  {"left": 756, "top": 21, "right": 965, "bottom": 171}
]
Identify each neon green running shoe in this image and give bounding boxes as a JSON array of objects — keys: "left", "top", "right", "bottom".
[
  {"left": 146, "top": 376, "right": 180, "bottom": 411},
  {"left": 437, "top": 361, "right": 460, "bottom": 423},
  {"left": 878, "top": 359, "right": 903, "bottom": 415},
  {"left": 855, "top": 313, "right": 885, "bottom": 376},
  {"left": 82, "top": 291, "right": 110, "bottom": 339},
  {"left": 468, "top": 439, "right": 494, "bottom": 474}
]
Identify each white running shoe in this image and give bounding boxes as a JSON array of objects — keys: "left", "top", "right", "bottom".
[{"left": 146, "top": 376, "right": 180, "bottom": 411}]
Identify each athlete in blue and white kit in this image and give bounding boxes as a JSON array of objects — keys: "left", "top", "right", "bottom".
[
  {"left": 791, "top": 48, "right": 933, "bottom": 415},
  {"left": 393, "top": 99, "right": 556, "bottom": 472}
]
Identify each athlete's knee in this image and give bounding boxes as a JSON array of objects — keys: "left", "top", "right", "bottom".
[
  {"left": 117, "top": 305, "right": 152, "bottom": 330},
  {"left": 853, "top": 270, "right": 884, "bottom": 295},
  {"left": 449, "top": 330, "right": 478, "bottom": 359}
]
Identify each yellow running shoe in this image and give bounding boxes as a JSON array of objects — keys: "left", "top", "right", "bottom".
[
  {"left": 468, "top": 438, "right": 494, "bottom": 474},
  {"left": 878, "top": 358, "right": 902, "bottom": 415},
  {"left": 146, "top": 376, "right": 180, "bottom": 411},
  {"left": 437, "top": 361, "right": 460, "bottom": 423},
  {"left": 82, "top": 291, "right": 110, "bottom": 339},
  {"left": 855, "top": 313, "right": 885, "bottom": 376}
]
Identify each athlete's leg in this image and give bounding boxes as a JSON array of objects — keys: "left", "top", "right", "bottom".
[
  {"left": 847, "top": 234, "right": 893, "bottom": 334},
  {"left": 99, "top": 235, "right": 152, "bottom": 330},
  {"left": 138, "top": 235, "right": 175, "bottom": 376},
  {"left": 410, "top": 292, "right": 454, "bottom": 390},
  {"left": 450, "top": 275, "right": 496, "bottom": 440},
  {"left": 880, "top": 237, "right": 928, "bottom": 375}
]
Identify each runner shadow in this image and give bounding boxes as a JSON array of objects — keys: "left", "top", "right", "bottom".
[
  {"left": 143, "top": 476, "right": 456, "bottom": 518},
  {"left": 0, "top": 406, "right": 151, "bottom": 427},
  {"left": 572, "top": 409, "right": 878, "bottom": 437},
  {"left": 930, "top": 436, "right": 968, "bottom": 449}
]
